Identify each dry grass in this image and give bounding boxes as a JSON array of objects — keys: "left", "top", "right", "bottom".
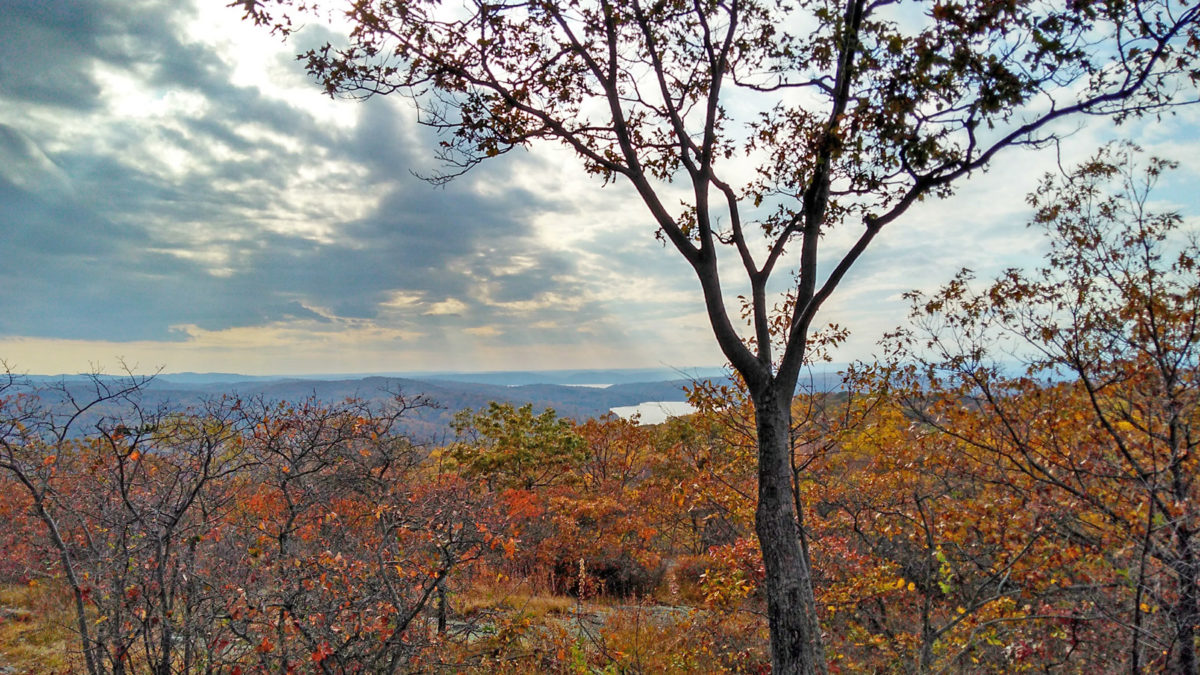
[
  {"left": 586, "top": 604, "right": 770, "bottom": 673},
  {"left": 457, "top": 580, "right": 576, "bottom": 620},
  {"left": 0, "top": 582, "right": 82, "bottom": 674},
  {"left": 457, "top": 566, "right": 580, "bottom": 618},
  {"left": 437, "top": 568, "right": 769, "bottom": 674}
]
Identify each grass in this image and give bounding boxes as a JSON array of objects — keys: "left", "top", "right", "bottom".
[
  {"left": 0, "top": 582, "right": 82, "bottom": 674},
  {"left": 456, "top": 574, "right": 577, "bottom": 620},
  {"left": 437, "top": 568, "right": 769, "bottom": 673}
]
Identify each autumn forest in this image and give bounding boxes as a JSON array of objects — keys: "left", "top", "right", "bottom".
[{"left": 1, "top": 146, "right": 1197, "bottom": 673}]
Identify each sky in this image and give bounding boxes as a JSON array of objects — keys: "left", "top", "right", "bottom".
[{"left": 1, "top": 0, "right": 1197, "bottom": 377}]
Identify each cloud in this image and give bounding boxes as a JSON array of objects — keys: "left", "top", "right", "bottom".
[
  {"left": 0, "top": 125, "right": 75, "bottom": 197},
  {"left": 0, "top": 0, "right": 648, "bottom": 367},
  {"left": 425, "top": 298, "right": 468, "bottom": 316},
  {"left": 0, "top": 0, "right": 117, "bottom": 111},
  {"left": 7, "top": 0, "right": 1188, "bottom": 376}
]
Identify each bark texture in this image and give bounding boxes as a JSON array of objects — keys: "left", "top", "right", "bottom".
[{"left": 752, "top": 384, "right": 827, "bottom": 675}]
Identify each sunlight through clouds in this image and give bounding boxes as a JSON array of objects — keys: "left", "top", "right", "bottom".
[{"left": 0, "top": 0, "right": 1196, "bottom": 376}]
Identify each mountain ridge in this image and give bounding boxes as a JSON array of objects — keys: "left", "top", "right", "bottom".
[{"left": 14, "top": 368, "right": 851, "bottom": 440}]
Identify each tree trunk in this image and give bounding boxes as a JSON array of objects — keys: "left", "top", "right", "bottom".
[
  {"left": 437, "top": 580, "right": 448, "bottom": 634},
  {"left": 32, "top": 495, "right": 101, "bottom": 675},
  {"left": 752, "top": 385, "right": 827, "bottom": 675},
  {"left": 1171, "top": 528, "right": 1198, "bottom": 675}
]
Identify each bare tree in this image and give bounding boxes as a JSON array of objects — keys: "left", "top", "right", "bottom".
[{"left": 0, "top": 367, "right": 155, "bottom": 675}]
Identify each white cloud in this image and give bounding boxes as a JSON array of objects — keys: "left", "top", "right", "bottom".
[{"left": 424, "top": 298, "right": 469, "bottom": 316}]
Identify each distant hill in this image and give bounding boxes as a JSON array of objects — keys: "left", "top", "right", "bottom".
[
  {"left": 144, "top": 376, "right": 712, "bottom": 440},
  {"left": 143, "top": 374, "right": 706, "bottom": 416},
  {"left": 18, "top": 367, "right": 851, "bottom": 441},
  {"left": 408, "top": 367, "right": 729, "bottom": 386},
  {"left": 17, "top": 374, "right": 708, "bottom": 442}
]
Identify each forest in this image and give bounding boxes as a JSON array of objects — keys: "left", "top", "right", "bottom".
[{"left": 0, "top": 146, "right": 1197, "bottom": 673}]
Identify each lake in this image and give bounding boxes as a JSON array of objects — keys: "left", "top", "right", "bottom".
[{"left": 610, "top": 400, "right": 696, "bottom": 425}]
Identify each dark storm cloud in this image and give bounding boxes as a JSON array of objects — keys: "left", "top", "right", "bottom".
[{"left": 0, "top": 0, "right": 598, "bottom": 345}]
